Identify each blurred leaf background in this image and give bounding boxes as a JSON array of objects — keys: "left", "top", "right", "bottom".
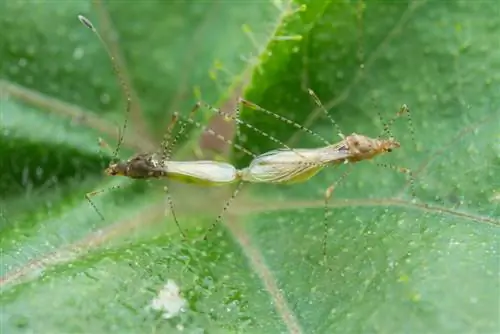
[{"left": 1, "top": 0, "right": 499, "bottom": 333}]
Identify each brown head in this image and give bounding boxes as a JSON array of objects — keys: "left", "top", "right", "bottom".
[
  {"left": 105, "top": 161, "right": 129, "bottom": 177},
  {"left": 345, "top": 133, "right": 400, "bottom": 163}
]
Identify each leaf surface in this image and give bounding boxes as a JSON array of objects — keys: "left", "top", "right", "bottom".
[{"left": 1, "top": 1, "right": 499, "bottom": 333}]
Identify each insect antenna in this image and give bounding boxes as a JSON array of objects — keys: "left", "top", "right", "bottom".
[
  {"left": 376, "top": 104, "right": 417, "bottom": 200},
  {"left": 369, "top": 94, "right": 395, "bottom": 140},
  {"left": 384, "top": 104, "right": 415, "bottom": 145},
  {"left": 78, "top": 15, "right": 133, "bottom": 221},
  {"left": 80, "top": 16, "right": 183, "bottom": 228},
  {"left": 78, "top": 15, "right": 131, "bottom": 162}
]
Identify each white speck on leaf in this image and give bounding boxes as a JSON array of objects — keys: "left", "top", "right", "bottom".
[{"left": 149, "top": 279, "right": 187, "bottom": 319}]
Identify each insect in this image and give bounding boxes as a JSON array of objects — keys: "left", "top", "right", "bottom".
[
  {"left": 101, "top": 113, "right": 240, "bottom": 187},
  {"left": 245, "top": 93, "right": 415, "bottom": 261},
  {"left": 176, "top": 98, "right": 351, "bottom": 240},
  {"left": 188, "top": 90, "right": 415, "bottom": 258},
  {"left": 79, "top": 15, "right": 414, "bottom": 254},
  {"left": 79, "top": 15, "right": 353, "bottom": 244},
  {"left": 239, "top": 132, "right": 402, "bottom": 183},
  {"left": 79, "top": 15, "right": 244, "bottom": 237}
]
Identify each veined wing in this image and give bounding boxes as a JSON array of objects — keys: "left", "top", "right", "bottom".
[{"left": 240, "top": 145, "right": 350, "bottom": 184}]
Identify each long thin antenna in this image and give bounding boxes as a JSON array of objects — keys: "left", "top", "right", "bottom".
[
  {"left": 78, "top": 15, "right": 131, "bottom": 161},
  {"left": 383, "top": 104, "right": 415, "bottom": 144},
  {"left": 377, "top": 108, "right": 394, "bottom": 139}
]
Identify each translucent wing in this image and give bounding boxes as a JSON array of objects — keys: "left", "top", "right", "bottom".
[
  {"left": 240, "top": 144, "right": 350, "bottom": 184},
  {"left": 162, "top": 161, "right": 238, "bottom": 185}
]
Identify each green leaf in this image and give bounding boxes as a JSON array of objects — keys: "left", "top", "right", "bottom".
[{"left": 1, "top": 1, "right": 499, "bottom": 333}]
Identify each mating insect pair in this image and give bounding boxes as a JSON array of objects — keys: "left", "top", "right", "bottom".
[{"left": 79, "top": 15, "right": 415, "bottom": 259}]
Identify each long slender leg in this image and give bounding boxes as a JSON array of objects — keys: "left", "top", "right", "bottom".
[
  {"left": 85, "top": 185, "right": 122, "bottom": 220},
  {"left": 198, "top": 99, "right": 328, "bottom": 168},
  {"left": 160, "top": 111, "right": 198, "bottom": 237},
  {"left": 376, "top": 162, "right": 416, "bottom": 200},
  {"left": 160, "top": 112, "right": 180, "bottom": 161},
  {"left": 203, "top": 180, "right": 246, "bottom": 240},
  {"left": 323, "top": 165, "right": 353, "bottom": 265},
  {"left": 164, "top": 185, "right": 185, "bottom": 238},
  {"left": 162, "top": 103, "right": 201, "bottom": 161},
  {"left": 307, "top": 89, "right": 346, "bottom": 140},
  {"left": 239, "top": 98, "right": 332, "bottom": 146},
  {"left": 199, "top": 100, "right": 302, "bottom": 157},
  {"left": 183, "top": 115, "right": 257, "bottom": 159}
]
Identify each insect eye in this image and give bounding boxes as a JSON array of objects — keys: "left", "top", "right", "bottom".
[{"left": 387, "top": 148, "right": 393, "bottom": 153}]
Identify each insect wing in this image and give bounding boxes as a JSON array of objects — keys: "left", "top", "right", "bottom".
[
  {"left": 241, "top": 146, "right": 350, "bottom": 184},
  {"left": 164, "top": 161, "right": 239, "bottom": 185}
]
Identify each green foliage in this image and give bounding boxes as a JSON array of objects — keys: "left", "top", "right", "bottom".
[{"left": 1, "top": 1, "right": 499, "bottom": 333}]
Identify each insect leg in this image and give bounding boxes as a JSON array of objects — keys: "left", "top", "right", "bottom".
[
  {"left": 203, "top": 180, "right": 246, "bottom": 240},
  {"left": 182, "top": 112, "right": 257, "bottom": 159},
  {"left": 199, "top": 99, "right": 299, "bottom": 156},
  {"left": 200, "top": 99, "right": 324, "bottom": 167},
  {"left": 381, "top": 104, "right": 415, "bottom": 146},
  {"left": 85, "top": 185, "right": 122, "bottom": 220},
  {"left": 161, "top": 103, "right": 202, "bottom": 161},
  {"left": 307, "top": 89, "right": 346, "bottom": 140},
  {"left": 376, "top": 162, "right": 416, "bottom": 200},
  {"left": 323, "top": 165, "right": 353, "bottom": 265},
  {"left": 239, "top": 98, "right": 332, "bottom": 145},
  {"left": 163, "top": 185, "right": 185, "bottom": 238}
]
